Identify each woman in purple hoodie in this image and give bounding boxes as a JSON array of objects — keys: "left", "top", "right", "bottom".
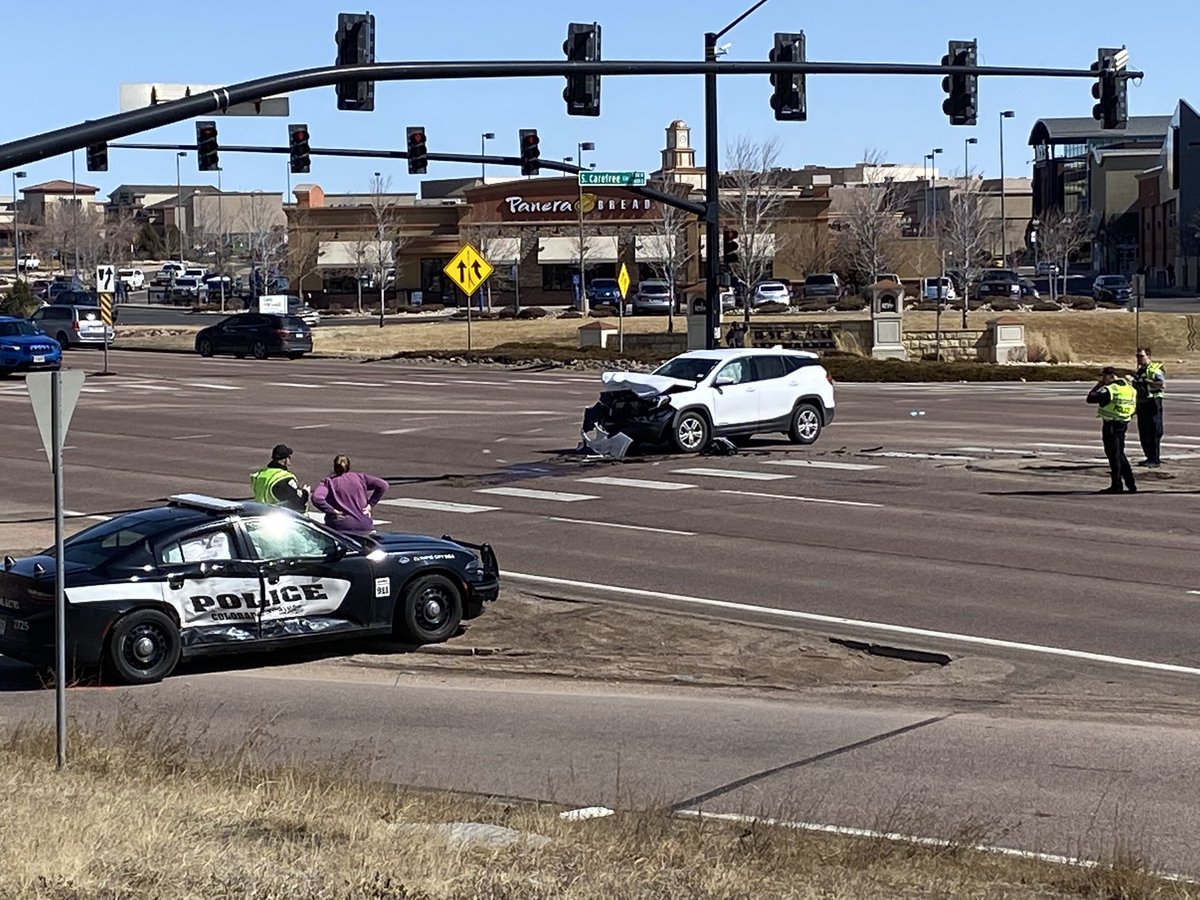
[{"left": 311, "top": 455, "right": 389, "bottom": 536}]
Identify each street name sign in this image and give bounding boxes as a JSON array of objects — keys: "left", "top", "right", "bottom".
[{"left": 578, "top": 171, "right": 648, "bottom": 187}]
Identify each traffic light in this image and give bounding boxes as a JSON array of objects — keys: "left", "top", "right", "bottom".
[
  {"left": 195, "top": 120, "right": 219, "bottom": 171},
  {"left": 85, "top": 142, "right": 108, "bottom": 172},
  {"left": 407, "top": 126, "right": 428, "bottom": 175},
  {"left": 1091, "top": 46, "right": 1129, "bottom": 130},
  {"left": 288, "top": 123, "right": 311, "bottom": 174},
  {"left": 519, "top": 129, "right": 540, "bottom": 176},
  {"left": 563, "top": 22, "right": 602, "bottom": 117},
  {"left": 941, "top": 39, "right": 978, "bottom": 126},
  {"left": 769, "top": 32, "right": 807, "bottom": 122},
  {"left": 722, "top": 228, "right": 740, "bottom": 268},
  {"left": 335, "top": 12, "right": 376, "bottom": 112}
]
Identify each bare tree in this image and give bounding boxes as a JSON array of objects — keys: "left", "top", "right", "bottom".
[
  {"left": 836, "top": 150, "right": 909, "bottom": 287},
  {"left": 941, "top": 173, "right": 996, "bottom": 322},
  {"left": 237, "top": 194, "right": 287, "bottom": 297},
  {"left": 363, "top": 174, "right": 413, "bottom": 316},
  {"left": 348, "top": 235, "right": 375, "bottom": 313},
  {"left": 722, "top": 135, "right": 789, "bottom": 320},
  {"left": 284, "top": 226, "right": 322, "bottom": 298},
  {"left": 644, "top": 182, "right": 698, "bottom": 333},
  {"left": 1038, "top": 208, "right": 1090, "bottom": 300}
]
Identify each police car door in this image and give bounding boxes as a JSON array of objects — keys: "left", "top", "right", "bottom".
[
  {"left": 240, "top": 513, "right": 361, "bottom": 639},
  {"left": 156, "top": 525, "right": 265, "bottom": 645}
]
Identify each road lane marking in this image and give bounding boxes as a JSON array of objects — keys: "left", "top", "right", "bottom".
[
  {"left": 378, "top": 498, "right": 500, "bottom": 514},
  {"left": 864, "top": 451, "right": 975, "bottom": 461},
  {"left": 328, "top": 381, "right": 382, "bottom": 387},
  {"left": 672, "top": 467, "right": 792, "bottom": 481},
  {"left": 762, "top": 460, "right": 884, "bottom": 471},
  {"left": 951, "top": 447, "right": 1052, "bottom": 456},
  {"left": 1035, "top": 442, "right": 1095, "bottom": 450},
  {"left": 380, "top": 428, "right": 426, "bottom": 435},
  {"left": 476, "top": 487, "right": 598, "bottom": 502},
  {"left": 503, "top": 573, "right": 1200, "bottom": 678},
  {"left": 172, "top": 433, "right": 213, "bottom": 440},
  {"left": 186, "top": 383, "right": 240, "bottom": 390},
  {"left": 268, "top": 382, "right": 323, "bottom": 389},
  {"left": 545, "top": 516, "right": 695, "bottom": 536},
  {"left": 292, "top": 423, "right": 330, "bottom": 430},
  {"left": 577, "top": 476, "right": 697, "bottom": 491},
  {"left": 717, "top": 489, "right": 883, "bottom": 508}
]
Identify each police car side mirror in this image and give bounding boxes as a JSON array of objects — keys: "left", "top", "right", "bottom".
[{"left": 327, "top": 543, "right": 348, "bottom": 561}]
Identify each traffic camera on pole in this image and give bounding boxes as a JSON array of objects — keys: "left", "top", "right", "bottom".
[
  {"left": 406, "top": 126, "right": 428, "bottom": 175},
  {"left": 563, "top": 22, "right": 602, "bottom": 117},
  {"left": 768, "top": 32, "right": 807, "bottom": 122},
  {"left": 85, "top": 142, "right": 107, "bottom": 172},
  {"left": 941, "top": 39, "right": 978, "bottom": 126},
  {"left": 335, "top": 12, "right": 376, "bottom": 111},
  {"left": 288, "top": 124, "right": 311, "bottom": 174},
  {"left": 722, "top": 228, "right": 740, "bottom": 268},
  {"left": 195, "top": 121, "right": 219, "bottom": 171},
  {"left": 519, "top": 129, "right": 541, "bottom": 176},
  {"left": 1091, "top": 46, "right": 1129, "bottom": 130}
]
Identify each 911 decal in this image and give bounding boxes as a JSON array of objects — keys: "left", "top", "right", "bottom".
[{"left": 375, "top": 577, "right": 390, "bottom": 598}]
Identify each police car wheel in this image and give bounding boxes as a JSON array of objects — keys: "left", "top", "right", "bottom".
[
  {"left": 396, "top": 574, "right": 463, "bottom": 644},
  {"left": 106, "top": 609, "right": 181, "bottom": 685},
  {"left": 251, "top": 340, "right": 269, "bottom": 360}
]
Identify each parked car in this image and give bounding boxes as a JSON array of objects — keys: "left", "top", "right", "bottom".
[
  {"left": 29, "top": 303, "right": 115, "bottom": 349},
  {"left": 801, "top": 273, "right": 842, "bottom": 300},
  {"left": 117, "top": 268, "right": 145, "bottom": 290},
  {"left": 0, "top": 493, "right": 499, "bottom": 684},
  {"left": 169, "top": 276, "right": 207, "bottom": 303},
  {"left": 47, "top": 276, "right": 87, "bottom": 303},
  {"left": 752, "top": 280, "right": 792, "bottom": 306},
  {"left": 1093, "top": 275, "right": 1131, "bottom": 304},
  {"left": 582, "top": 348, "right": 836, "bottom": 453},
  {"left": 17, "top": 254, "right": 40, "bottom": 271},
  {"left": 194, "top": 313, "right": 313, "bottom": 360},
  {"left": 631, "top": 279, "right": 676, "bottom": 315},
  {"left": 0, "top": 316, "right": 61, "bottom": 375},
  {"left": 29, "top": 280, "right": 51, "bottom": 300},
  {"left": 973, "top": 269, "right": 1022, "bottom": 301},
  {"left": 586, "top": 278, "right": 622, "bottom": 307},
  {"left": 203, "top": 275, "right": 233, "bottom": 298},
  {"left": 921, "top": 277, "right": 958, "bottom": 301},
  {"left": 719, "top": 287, "right": 737, "bottom": 311}
]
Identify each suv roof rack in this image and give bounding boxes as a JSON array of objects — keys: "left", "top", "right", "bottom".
[{"left": 167, "top": 494, "right": 246, "bottom": 513}]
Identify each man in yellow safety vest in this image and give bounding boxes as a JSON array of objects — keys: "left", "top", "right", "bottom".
[
  {"left": 250, "top": 443, "right": 311, "bottom": 511},
  {"left": 1132, "top": 347, "right": 1166, "bottom": 468},
  {"left": 1086, "top": 366, "right": 1138, "bottom": 494}
]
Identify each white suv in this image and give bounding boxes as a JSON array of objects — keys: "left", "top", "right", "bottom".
[{"left": 584, "top": 348, "right": 836, "bottom": 453}]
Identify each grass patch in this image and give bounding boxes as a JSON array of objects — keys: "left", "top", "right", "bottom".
[{"left": 1, "top": 712, "right": 1190, "bottom": 899}]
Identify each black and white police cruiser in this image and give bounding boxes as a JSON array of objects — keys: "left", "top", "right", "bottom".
[{"left": 0, "top": 494, "right": 499, "bottom": 684}]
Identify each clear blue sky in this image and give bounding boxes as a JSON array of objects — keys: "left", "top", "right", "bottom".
[{"left": 4, "top": 0, "right": 1191, "bottom": 197}]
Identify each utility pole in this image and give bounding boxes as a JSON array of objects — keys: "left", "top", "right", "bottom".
[
  {"left": 999, "top": 110, "right": 1015, "bottom": 265},
  {"left": 576, "top": 140, "right": 594, "bottom": 313}
]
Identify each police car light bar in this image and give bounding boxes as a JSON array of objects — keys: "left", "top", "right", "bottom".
[{"left": 167, "top": 494, "right": 247, "bottom": 513}]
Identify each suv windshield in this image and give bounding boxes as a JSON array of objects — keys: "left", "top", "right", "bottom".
[
  {"left": 804, "top": 275, "right": 835, "bottom": 286},
  {"left": 655, "top": 357, "right": 719, "bottom": 382},
  {"left": 640, "top": 282, "right": 669, "bottom": 294},
  {"left": 0, "top": 321, "right": 39, "bottom": 337},
  {"left": 591, "top": 280, "right": 618, "bottom": 289}
]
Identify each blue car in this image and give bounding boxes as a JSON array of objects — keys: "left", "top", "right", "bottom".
[{"left": 0, "top": 316, "right": 61, "bottom": 376}]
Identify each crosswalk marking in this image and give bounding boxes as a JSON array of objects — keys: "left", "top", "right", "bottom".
[
  {"left": 672, "top": 467, "right": 792, "bottom": 481},
  {"left": 952, "top": 447, "right": 1045, "bottom": 456},
  {"left": 762, "top": 460, "right": 884, "bottom": 471},
  {"left": 577, "top": 476, "right": 697, "bottom": 491},
  {"left": 476, "top": 487, "right": 599, "bottom": 502},
  {"left": 379, "top": 498, "right": 500, "bottom": 514},
  {"left": 864, "top": 451, "right": 975, "bottom": 461},
  {"left": 717, "top": 489, "right": 883, "bottom": 508},
  {"left": 186, "top": 383, "right": 240, "bottom": 390},
  {"left": 545, "top": 516, "right": 696, "bottom": 536}
]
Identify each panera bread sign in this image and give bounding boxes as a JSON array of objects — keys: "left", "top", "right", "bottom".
[{"left": 498, "top": 192, "right": 658, "bottom": 221}]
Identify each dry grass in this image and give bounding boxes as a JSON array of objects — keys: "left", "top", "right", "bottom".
[{"left": 1, "top": 710, "right": 1194, "bottom": 899}]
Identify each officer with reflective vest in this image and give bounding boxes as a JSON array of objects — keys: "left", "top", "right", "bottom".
[
  {"left": 250, "top": 443, "right": 310, "bottom": 511},
  {"left": 1132, "top": 347, "right": 1166, "bottom": 468},
  {"left": 1086, "top": 366, "right": 1138, "bottom": 494}
]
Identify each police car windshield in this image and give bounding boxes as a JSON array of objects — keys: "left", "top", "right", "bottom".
[{"left": 58, "top": 518, "right": 159, "bottom": 567}]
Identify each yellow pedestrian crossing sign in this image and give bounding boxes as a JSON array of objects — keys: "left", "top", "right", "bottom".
[
  {"left": 616, "top": 263, "right": 630, "bottom": 299},
  {"left": 444, "top": 243, "right": 494, "bottom": 296}
]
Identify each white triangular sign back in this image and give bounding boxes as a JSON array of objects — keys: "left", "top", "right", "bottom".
[{"left": 26, "top": 370, "right": 86, "bottom": 466}]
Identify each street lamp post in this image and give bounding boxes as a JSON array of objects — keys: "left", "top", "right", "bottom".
[
  {"left": 71, "top": 150, "right": 79, "bottom": 277},
  {"left": 964, "top": 136, "right": 978, "bottom": 178},
  {"left": 175, "top": 151, "right": 187, "bottom": 265},
  {"left": 999, "top": 110, "right": 1015, "bottom": 265},
  {"left": 577, "top": 140, "right": 595, "bottom": 313},
  {"left": 929, "top": 147, "right": 943, "bottom": 237},
  {"left": 11, "top": 170, "right": 25, "bottom": 281},
  {"left": 217, "top": 167, "right": 226, "bottom": 312},
  {"left": 480, "top": 132, "right": 494, "bottom": 180},
  {"left": 375, "top": 171, "right": 386, "bottom": 328}
]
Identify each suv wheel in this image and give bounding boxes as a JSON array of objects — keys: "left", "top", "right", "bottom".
[
  {"left": 197, "top": 337, "right": 214, "bottom": 357},
  {"left": 56, "top": 331, "right": 71, "bottom": 349},
  {"left": 251, "top": 340, "right": 269, "bottom": 360},
  {"left": 672, "top": 410, "right": 710, "bottom": 453},
  {"left": 787, "top": 403, "right": 823, "bottom": 445}
]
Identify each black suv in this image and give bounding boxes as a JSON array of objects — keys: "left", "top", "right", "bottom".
[{"left": 194, "top": 313, "right": 313, "bottom": 360}]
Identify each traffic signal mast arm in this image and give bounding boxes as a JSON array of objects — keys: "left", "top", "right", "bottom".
[{"left": 0, "top": 56, "right": 1142, "bottom": 170}]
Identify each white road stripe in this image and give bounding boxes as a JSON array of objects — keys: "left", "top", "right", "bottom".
[
  {"left": 378, "top": 498, "right": 500, "bottom": 514},
  {"left": 672, "top": 467, "right": 792, "bottom": 481},
  {"left": 186, "top": 383, "right": 240, "bottom": 390},
  {"left": 328, "top": 381, "right": 381, "bottom": 387},
  {"left": 78, "top": 386, "right": 108, "bottom": 393},
  {"left": 503, "top": 572, "right": 1200, "bottom": 678},
  {"left": 291, "top": 423, "right": 330, "bottom": 430},
  {"left": 172, "top": 433, "right": 213, "bottom": 440},
  {"left": 380, "top": 428, "right": 426, "bottom": 435},
  {"left": 1035, "top": 442, "right": 1095, "bottom": 450},
  {"left": 865, "top": 451, "right": 975, "bottom": 461},
  {"left": 131, "top": 384, "right": 180, "bottom": 392},
  {"left": 576, "top": 476, "right": 697, "bottom": 491},
  {"left": 762, "top": 460, "right": 884, "bottom": 471},
  {"left": 476, "top": 487, "right": 598, "bottom": 502},
  {"left": 718, "top": 489, "right": 883, "bottom": 508},
  {"left": 268, "top": 382, "right": 322, "bottom": 389},
  {"left": 545, "top": 516, "right": 696, "bottom": 536},
  {"left": 952, "top": 447, "right": 1047, "bottom": 456}
]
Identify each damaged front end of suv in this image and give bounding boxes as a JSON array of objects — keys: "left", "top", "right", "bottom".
[{"left": 580, "top": 372, "right": 696, "bottom": 459}]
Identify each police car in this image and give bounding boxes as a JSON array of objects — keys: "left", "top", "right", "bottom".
[{"left": 0, "top": 495, "right": 499, "bottom": 684}]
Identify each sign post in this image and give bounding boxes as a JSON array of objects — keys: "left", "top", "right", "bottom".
[
  {"left": 96, "top": 264, "right": 115, "bottom": 375},
  {"left": 616, "top": 262, "right": 631, "bottom": 354},
  {"left": 444, "top": 244, "right": 494, "bottom": 356},
  {"left": 26, "top": 368, "right": 85, "bottom": 770},
  {"left": 1132, "top": 273, "right": 1146, "bottom": 349}
]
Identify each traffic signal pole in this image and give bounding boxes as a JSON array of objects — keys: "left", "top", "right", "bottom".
[{"left": 704, "top": 32, "right": 721, "bottom": 349}]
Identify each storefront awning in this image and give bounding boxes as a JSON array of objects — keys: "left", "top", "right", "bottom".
[
  {"left": 698, "top": 232, "right": 776, "bottom": 260},
  {"left": 635, "top": 234, "right": 675, "bottom": 263},
  {"left": 537, "top": 236, "right": 619, "bottom": 265},
  {"left": 317, "top": 239, "right": 393, "bottom": 269},
  {"left": 483, "top": 237, "right": 521, "bottom": 265}
]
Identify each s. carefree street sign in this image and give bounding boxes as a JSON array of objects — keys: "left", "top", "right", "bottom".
[{"left": 578, "top": 170, "right": 647, "bottom": 187}]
